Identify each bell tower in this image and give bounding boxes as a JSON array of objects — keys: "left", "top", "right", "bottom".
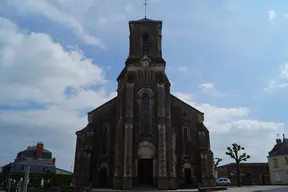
[
  {"left": 114, "top": 16, "right": 175, "bottom": 190},
  {"left": 126, "top": 18, "right": 165, "bottom": 65}
]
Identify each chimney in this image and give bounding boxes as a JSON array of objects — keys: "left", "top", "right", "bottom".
[
  {"left": 276, "top": 138, "right": 282, "bottom": 144},
  {"left": 36, "top": 142, "right": 44, "bottom": 159},
  {"left": 52, "top": 157, "right": 56, "bottom": 165},
  {"left": 283, "top": 134, "right": 286, "bottom": 142}
]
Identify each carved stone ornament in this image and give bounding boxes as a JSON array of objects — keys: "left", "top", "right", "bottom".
[
  {"left": 140, "top": 54, "right": 151, "bottom": 68},
  {"left": 201, "top": 153, "right": 207, "bottom": 159},
  {"left": 141, "top": 60, "right": 150, "bottom": 68},
  {"left": 198, "top": 131, "right": 206, "bottom": 141},
  {"left": 138, "top": 141, "right": 156, "bottom": 158},
  {"left": 137, "top": 88, "right": 154, "bottom": 100}
]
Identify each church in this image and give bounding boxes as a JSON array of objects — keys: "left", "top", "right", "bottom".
[{"left": 73, "top": 17, "right": 216, "bottom": 190}]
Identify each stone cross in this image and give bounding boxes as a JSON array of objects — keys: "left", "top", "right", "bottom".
[{"left": 144, "top": 0, "right": 148, "bottom": 19}]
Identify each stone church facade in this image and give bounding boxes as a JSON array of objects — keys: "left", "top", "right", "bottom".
[{"left": 73, "top": 17, "right": 216, "bottom": 190}]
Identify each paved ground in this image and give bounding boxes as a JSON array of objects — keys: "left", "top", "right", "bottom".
[
  {"left": 91, "top": 186, "right": 288, "bottom": 192},
  {"left": 215, "top": 186, "right": 288, "bottom": 192},
  {"left": 3, "top": 186, "right": 288, "bottom": 192}
]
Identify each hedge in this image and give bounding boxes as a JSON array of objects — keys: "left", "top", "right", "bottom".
[{"left": 0, "top": 172, "right": 72, "bottom": 187}]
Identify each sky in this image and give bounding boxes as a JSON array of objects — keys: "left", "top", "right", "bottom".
[{"left": 0, "top": 0, "right": 287, "bottom": 171}]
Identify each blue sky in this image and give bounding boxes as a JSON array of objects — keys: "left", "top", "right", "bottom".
[{"left": 0, "top": 0, "right": 287, "bottom": 171}]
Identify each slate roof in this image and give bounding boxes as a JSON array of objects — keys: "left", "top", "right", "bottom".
[
  {"left": 24, "top": 146, "right": 51, "bottom": 153},
  {"left": 217, "top": 163, "right": 268, "bottom": 169},
  {"left": 129, "top": 17, "right": 162, "bottom": 23},
  {"left": 56, "top": 167, "right": 72, "bottom": 174},
  {"left": 268, "top": 139, "right": 288, "bottom": 157}
]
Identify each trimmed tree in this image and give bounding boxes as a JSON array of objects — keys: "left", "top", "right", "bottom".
[
  {"left": 225, "top": 143, "right": 250, "bottom": 187},
  {"left": 214, "top": 158, "right": 223, "bottom": 169},
  {"left": 213, "top": 157, "right": 222, "bottom": 178}
]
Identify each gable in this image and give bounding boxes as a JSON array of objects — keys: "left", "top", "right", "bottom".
[
  {"left": 170, "top": 94, "right": 203, "bottom": 115},
  {"left": 87, "top": 97, "right": 117, "bottom": 122},
  {"left": 170, "top": 94, "right": 210, "bottom": 133}
]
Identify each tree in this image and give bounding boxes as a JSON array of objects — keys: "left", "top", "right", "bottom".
[
  {"left": 225, "top": 143, "right": 250, "bottom": 187},
  {"left": 214, "top": 158, "right": 223, "bottom": 169}
]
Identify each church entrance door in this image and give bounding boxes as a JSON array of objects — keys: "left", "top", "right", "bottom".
[
  {"left": 184, "top": 168, "right": 192, "bottom": 184},
  {"left": 98, "top": 167, "right": 108, "bottom": 187},
  {"left": 138, "top": 158, "right": 153, "bottom": 185}
]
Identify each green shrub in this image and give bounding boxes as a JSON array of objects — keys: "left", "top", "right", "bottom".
[{"left": 0, "top": 173, "right": 72, "bottom": 187}]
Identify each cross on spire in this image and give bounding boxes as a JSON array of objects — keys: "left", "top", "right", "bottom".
[{"left": 144, "top": 0, "right": 148, "bottom": 19}]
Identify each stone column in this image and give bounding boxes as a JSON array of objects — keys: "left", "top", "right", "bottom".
[
  {"left": 201, "top": 151, "right": 216, "bottom": 187},
  {"left": 123, "top": 83, "right": 134, "bottom": 189},
  {"left": 113, "top": 93, "right": 124, "bottom": 189},
  {"left": 76, "top": 133, "right": 91, "bottom": 186},
  {"left": 158, "top": 124, "right": 167, "bottom": 189},
  {"left": 157, "top": 83, "right": 168, "bottom": 189},
  {"left": 170, "top": 132, "right": 177, "bottom": 188},
  {"left": 166, "top": 92, "right": 176, "bottom": 189},
  {"left": 86, "top": 152, "right": 91, "bottom": 186}
]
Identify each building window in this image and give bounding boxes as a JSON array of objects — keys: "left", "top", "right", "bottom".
[
  {"left": 140, "top": 92, "right": 151, "bottom": 135},
  {"left": 275, "top": 172, "right": 281, "bottom": 182},
  {"left": 183, "top": 128, "right": 188, "bottom": 155},
  {"left": 102, "top": 127, "right": 108, "bottom": 155},
  {"left": 142, "top": 34, "right": 149, "bottom": 54},
  {"left": 273, "top": 158, "right": 279, "bottom": 168}
]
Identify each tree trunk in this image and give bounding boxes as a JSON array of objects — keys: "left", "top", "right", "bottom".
[{"left": 236, "top": 163, "right": 241, "bottom": 187}]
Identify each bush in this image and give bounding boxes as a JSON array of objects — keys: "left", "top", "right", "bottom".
[{"left": 0, "top": 173, "right": 72, "bottom": 187}]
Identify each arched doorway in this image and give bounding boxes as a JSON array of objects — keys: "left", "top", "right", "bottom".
[
  {"left": 138, "top": 158, "right": 153, "bottom": 185},
  {"left": 137, "top": 141, "right": 155, "bottom": 186},
  {"left": 183, "top": 163, "right": 193, "bottom": 186},
  {"left": 98, "top": 163, "right": 108, "bottom": 187}
]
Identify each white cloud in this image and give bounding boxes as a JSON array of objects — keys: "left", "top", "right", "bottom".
[
  {"left": 0, "top": 17, "right": 113, "bottom": 169},
  {"left": 280, "top": 63, "right": 288, "bottom": 78},
  {"left": 6, "top": 0, "right": 104, "bottom": 47},
  {"left": 199, "top": 83, "right": 226, "bottom": 97},
  {"left": 266, "top": 63, "right": 288, "bottom": 90},
  {"left": 200, "top": 83, "right": 214, "bottom": 89},
  {"left": 268, "top": 10, "right": 276, "bottom": 23},
  {"left": 177, "top": 66, "right": 188, "bottom": 72},
  {"left": 0, "top": 17, "right": 108, "bottom": 105},
  {"left": 173, "top": 92, "right": 193, "bottom": 103},
  {"left": 175, "top": 92, "right": 285, "bottom": 165}
]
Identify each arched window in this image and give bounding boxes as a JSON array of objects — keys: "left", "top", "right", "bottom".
[
  {"left": 141, "top": 93, "right": 150, "bottom": 111},
  {"left": 140, "top": 93, "right": 151, "bottom": 135},
  {"left": 102, "top": 127, "right": 108, "bottom": 155},
  {"left": 142, "top": 34, "right": 149, "bottom": 54},
  {"left": 183, "top": 127, "right": 188, "bottom": 155}
]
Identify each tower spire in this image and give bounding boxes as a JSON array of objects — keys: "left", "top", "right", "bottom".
[{"left": 144, "top": 0, "right": 148, "bottom": 19}]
